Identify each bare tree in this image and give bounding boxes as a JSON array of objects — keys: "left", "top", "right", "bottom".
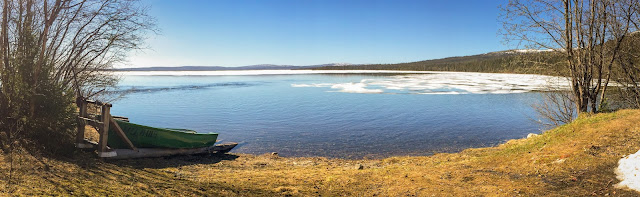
[
  {"left": 533, "top": 90, "right": 577, "bottom": 127},
  {"left": 614, "top": 31, "right": 640, "bottom": 108},
  {"left": 0, "top": 0, "right": 155, "bottom": 150},
  {"left": 1, "top": 0, "right": 156, "bottom": 105},
  {"left": 0, "top": 0, "right": 155, "bottom": 188},
  {"left": 502, "top": 0, "right": 638, "bottom": 113}
]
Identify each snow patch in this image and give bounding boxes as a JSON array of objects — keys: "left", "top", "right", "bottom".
[
  {"left": 505, "top": 48, "right": 557, "bottom": 54},
  {"left": 330, "top": 82, "right": 383, "bottom": 94},
  {"left": 615, "top": 149, "right": 640, "bottom": 191}
]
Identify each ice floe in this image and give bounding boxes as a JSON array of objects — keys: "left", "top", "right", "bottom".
[
  {"left": 292, "top": 72, "right": 570, "bottom": 94},
  {"left": 329, "top": 82, "right": 384, "bottom": 94},
  {"left": 115, "top": 70, "right": 436, "bottom": 76},
  {"left": 114, "top": 70, "right": 571, "bottom": 95}
]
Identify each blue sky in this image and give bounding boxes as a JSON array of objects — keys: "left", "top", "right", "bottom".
[{"left": 126, "top": 0, "right": 509, "bottom": 67}]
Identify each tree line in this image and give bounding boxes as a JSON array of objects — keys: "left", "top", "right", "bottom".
[{"left": 314, "top": 51, "right": 566, "bottom": 76}]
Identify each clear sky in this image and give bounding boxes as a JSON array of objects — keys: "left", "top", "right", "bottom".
[{"left": 125, "top": 0, "right": 509, "bottom": 68}]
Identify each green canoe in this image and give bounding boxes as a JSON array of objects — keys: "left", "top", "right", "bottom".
[{"left": 107, "top": 120, "right": 218, "bottom": 149}]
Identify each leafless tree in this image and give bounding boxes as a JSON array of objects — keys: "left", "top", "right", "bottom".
[
  {"left": 533, "top": 89, "right": 577, "bottom": 127},
  {"left": 0, "top": 0, "right": 155, "bottom": 189},
  {"left": 502, "top": 0, "right": 639, "bottom": 114},
  {"left": 613, "top": 31, "right": 640, "bottom": 108},
  {"left": 0, "top": 0, "right": 156, "bottom": 114}
]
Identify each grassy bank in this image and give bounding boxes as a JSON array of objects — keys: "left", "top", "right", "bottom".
[{"left": 2, "top": 110, "right": 640, "bottom": 196}]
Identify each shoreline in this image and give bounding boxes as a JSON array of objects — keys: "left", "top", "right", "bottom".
[
  {"left": 3, "top": 109, "right": 640, "bottom": 195},
  {"left": 110, "top": 69, "right": 560, "bottom": 78}
]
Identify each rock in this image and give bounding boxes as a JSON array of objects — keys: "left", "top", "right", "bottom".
[
  {"left": 553, "top": 158, "right": 566, "bottom": 164},
  {"left": 527, "top": 133, "right": 539, "bottom": 138}
]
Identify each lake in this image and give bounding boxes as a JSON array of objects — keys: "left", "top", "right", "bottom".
[{"left": 110, "top": 70, "right": 567, "bottom": 159}]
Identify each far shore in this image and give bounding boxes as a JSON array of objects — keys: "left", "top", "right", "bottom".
[{"left": 110, "top": 69, "right": 558, "bottom": 76}]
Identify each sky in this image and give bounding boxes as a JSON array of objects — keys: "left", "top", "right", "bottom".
[{"left": 124, "top": 0, "right": 510, "bottom": 68}]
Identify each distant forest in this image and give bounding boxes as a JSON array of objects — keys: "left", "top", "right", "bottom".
[{"left": 314, "top": 51, "right": 567, "bottom": 76}]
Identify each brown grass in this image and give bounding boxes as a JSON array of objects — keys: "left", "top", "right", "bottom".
[{"left": 2, "top": 109, "right": 640, "bottom": 196}]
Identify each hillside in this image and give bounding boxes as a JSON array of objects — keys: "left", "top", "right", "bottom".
[
  {"left": 2, "top": 109, "right": 640, "bottom": 196},
  {"left": 114, "top": 51, "right": 566, "bottom": 75},
  {"left": 314, "top": 50, "right": 566, "bottom": 76}
]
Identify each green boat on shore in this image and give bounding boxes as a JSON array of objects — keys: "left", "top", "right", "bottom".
[{"left": 107, "top": 119, "right": 218, "bottom": 149}]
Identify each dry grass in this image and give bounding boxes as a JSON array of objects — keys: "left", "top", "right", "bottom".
[{"left": 3, "top": 109, "right": 640, "bottom": 196}]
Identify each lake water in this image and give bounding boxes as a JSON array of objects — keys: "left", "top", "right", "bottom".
[{"left": 110, "top": 70, "right": 566, "bottom": 159}]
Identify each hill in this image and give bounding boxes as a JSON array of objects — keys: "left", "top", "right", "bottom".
[
  {"left": 314, "top": 50, "right": 566, "bottom": 76},
  {"left": 115, "top": 51, "right": 566, "bottom": 76}
]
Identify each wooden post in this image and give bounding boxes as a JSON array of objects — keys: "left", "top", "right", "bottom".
[
  {"left": 75, "top": 97, "right": 95, "bottom": 149},
  {"left": 75, "top": 97, "right": 87, "bottom": 145},
  {"left": 97, "top": 104, "right": 114, "bottom": 157},
  {"left": 74, "top": 98, "right": 131, "bottom": 157}
]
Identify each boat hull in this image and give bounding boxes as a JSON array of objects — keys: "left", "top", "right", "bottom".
[{"left": 107, "top": 120, "right": 218, "bottom": 149}]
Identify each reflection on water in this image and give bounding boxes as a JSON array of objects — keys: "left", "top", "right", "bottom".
[
  {"left": 110, "top": 82, "right": 252, "bottom": 95},
  {"left": 110, "top": 70, "right": 553, "bottom": 159}
]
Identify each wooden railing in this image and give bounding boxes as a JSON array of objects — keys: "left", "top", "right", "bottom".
[
  {"left": 76, "top": 97, "right": 137, "bottom": 157},
  {"left": 75, "top": 97, "right": 237, "bottom": 159}
]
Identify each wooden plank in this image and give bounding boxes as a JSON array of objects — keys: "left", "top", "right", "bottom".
[
  {"left": 210, "top": 142, "right": 238, "bottom": 153},
  {"left": 85, "top": 99, "right": 112, "bottom": 107},
  {"left": 97, "top": 105, "right": 111, "bottom": 153},
  {"left": 110, "top": 118, "right": 138, "bottom": 151},
  {"left": 77, "top": 116, "right": 103, "bottom": 124},
  {"left": 112, "top": 116, "right": 129, "bottom": 122},
  {"left": 108, "top": 142, "right": 238, "bottom": 159},
  {"left": 86, "top": 120, "right": 103, "bottom": 129}
]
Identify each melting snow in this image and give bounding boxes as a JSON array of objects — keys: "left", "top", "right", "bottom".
[
  {"left": 330, "top": 82, "right": 383, "bottom": 94},
  {"left": 292, "top": 72, "right": 570, "bottom": 95},
  {"left": 115, "top": 70, "right": 436, "bottom": 76},
  {"left": 115, "top": 70, "right": 571, "bottom": 95},
  {"left": 616, "top": 149, "right": 640, "bottom": 191}
]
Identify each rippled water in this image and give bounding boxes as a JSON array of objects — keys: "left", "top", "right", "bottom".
[{"left": 109, "top": 70, "right": 560, "bottom": 159}]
